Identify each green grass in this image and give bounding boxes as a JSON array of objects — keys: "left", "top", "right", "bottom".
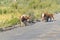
[{"left": 0, "top": 0, "right": 60, "bottom": 28}]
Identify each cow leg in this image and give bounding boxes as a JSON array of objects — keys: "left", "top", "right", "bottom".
[
  {"left": 23, "top": 20, "right": 27, "bottom": 26},
  {"left": 45, "top": 17, "right": 49, "bottom": 22}
]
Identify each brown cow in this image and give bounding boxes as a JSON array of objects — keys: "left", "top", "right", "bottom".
[
  {"left": 20, "top": 15, "right": 30, "bottom": 26},
  {"left": 41, "top": 12, "right": 54, "bottom": 22}
]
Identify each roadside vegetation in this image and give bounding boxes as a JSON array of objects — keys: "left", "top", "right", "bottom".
[{"left": 0, "top": 0, "right": 60, "bottom": 28}]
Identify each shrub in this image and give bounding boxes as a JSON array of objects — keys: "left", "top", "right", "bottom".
[{"left": 7, "top": 18, "right": 20, "bottom": 26}]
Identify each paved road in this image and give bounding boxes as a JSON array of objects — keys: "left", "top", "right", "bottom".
[{"left": 0, "top": 14, "right": 60, "bottom": 40}]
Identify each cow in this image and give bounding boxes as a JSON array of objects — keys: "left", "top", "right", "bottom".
[
  {"left": 41, "top": 12, "right": 54, "bottom": 22},
  {"left": 20, "top": 14, "right": 30, "bottom": 26}
]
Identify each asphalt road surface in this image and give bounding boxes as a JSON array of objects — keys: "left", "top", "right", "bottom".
[{"left": 0, "top": 13, "right": 60, "bottom": 40}]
